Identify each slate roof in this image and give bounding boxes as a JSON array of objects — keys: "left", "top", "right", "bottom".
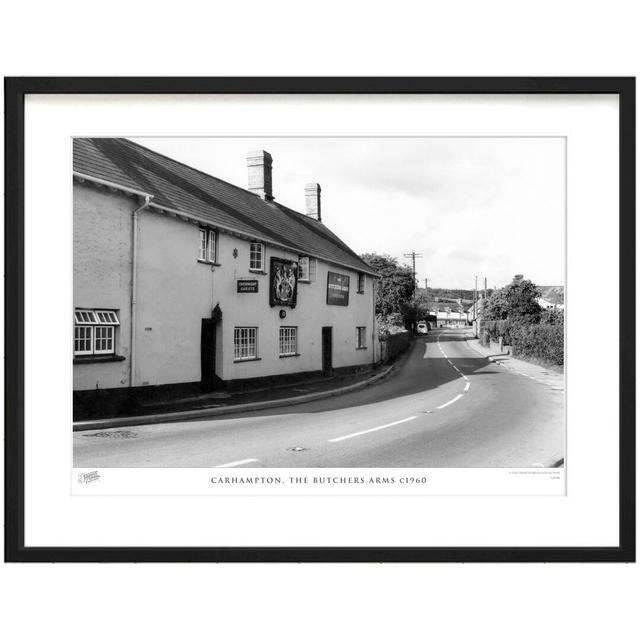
[{"left": 73, "top": 138, "right": 378, "bottom": 276}]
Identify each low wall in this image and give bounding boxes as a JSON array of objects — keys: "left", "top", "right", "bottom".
[{"left": 379, "top": 330, "right": 412, "bottom": 364}]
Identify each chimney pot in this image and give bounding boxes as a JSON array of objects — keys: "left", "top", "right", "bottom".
[
  {"left": 247, "top": 150, "right": 273, "bottom": 201},
  {"left": 304, "top": 183, "right": 321, "bottom": 222}
]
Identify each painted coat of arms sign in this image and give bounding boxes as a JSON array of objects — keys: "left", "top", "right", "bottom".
[{"left": 269, "top": 257, "right": 298, "bottom": 308}]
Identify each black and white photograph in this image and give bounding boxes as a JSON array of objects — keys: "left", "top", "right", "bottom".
[{"left": 72, "top": 136, "right": 565, "bottom": 472}]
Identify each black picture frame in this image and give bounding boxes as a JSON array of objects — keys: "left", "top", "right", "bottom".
[{"left": 4, "top": 77, "right": 635, "bottom": 563}]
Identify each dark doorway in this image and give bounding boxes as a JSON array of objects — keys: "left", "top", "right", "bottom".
[
  {"left": 201, "top": 318, "right": 217, "bottom": 391},
  {"left": 322, "top": 326, "right": 333, "bottom": 374}
]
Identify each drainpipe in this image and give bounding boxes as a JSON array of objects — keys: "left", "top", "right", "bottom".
[
  {"left": 130, "top": 195, "right": 152, "bottom": 387},
  {"left": 372, "top": 278, "right": 377, "bottom": 365}
]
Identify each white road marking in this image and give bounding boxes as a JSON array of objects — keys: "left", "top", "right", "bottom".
[
  {"left": 329, "top": 416, "right": 417, "bottom": 443},
  {"left": 434, "top": 332, "right": 472, "bottom": 406},
  {"left": 216, "top": 458, "right": 258, "bottom": 468},
  {"left": 437, "top": 394, "right": 464, "bottom": 410}
]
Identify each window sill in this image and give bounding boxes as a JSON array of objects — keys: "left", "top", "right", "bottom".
[
  {"left": 355, "top": 347, "right": 368, "bottom": 351},
  {"left": 248, "top": 269, "right": 267, "bottom": 275},
  {"left": 279, "top": 353, "right": 301, "bottom": 358},
  {"left": 233, "top": 357, "right": 262, "bottom": 363},
  {"left": 356, "top": 291, "right": 365, "bottom": 295},
  {"left": 197, "top": 259, "right": 221, "bottom": 266},
  {"left": 298, "top": 279, "right": 311, "bottom": 284},
  {"left": 74, "top": 354, "right": 126, "bottom": 364}
]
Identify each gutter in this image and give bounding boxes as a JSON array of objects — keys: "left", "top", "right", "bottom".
[
  {"left": 73, "top": 172, "right": 153, "bottom": 199},
  {"left": 130, "top": 195, "right": 153, "bottom": 387}
]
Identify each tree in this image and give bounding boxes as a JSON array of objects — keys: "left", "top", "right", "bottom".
[
  {"left": 481, "top": 288, "right": 509, "bottom": 320},
  {"left": 480, "top": 275, "right": 542, "bottom": 322},
  {"left": 360, "top": 253, "right": 415, "bottom": 317},
  {"left": 504, "top": 276, "right": 542, "bottom": 321}
]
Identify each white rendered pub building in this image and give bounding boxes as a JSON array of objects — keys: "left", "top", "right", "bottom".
[{"left": 73, "top": 139, "right": 379, "bottom": 417}]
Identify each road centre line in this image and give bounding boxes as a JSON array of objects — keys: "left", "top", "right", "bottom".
[
  {"left": 216, "top": 458, "right": 259, "bottom": 468},
  {"left": 464, "top": 381, "right": 470, "bottom": 392},
  {"left": 329, "top": 416, "right": 418, "bottom": 443},
  {"left": 437, "top": 394, "right": 464, "bottom": 410}
]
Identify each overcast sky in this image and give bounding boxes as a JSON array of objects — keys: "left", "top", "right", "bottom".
[{"left": 132, "top": 137, "right": 565, "bottom": 290}]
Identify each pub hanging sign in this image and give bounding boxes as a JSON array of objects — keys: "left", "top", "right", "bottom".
[
  {"left": 326, "top": 271, "right": 350, "bottom": 306},
  {"left": 269, "top": 257, "right": 298, "bottom": 308}
]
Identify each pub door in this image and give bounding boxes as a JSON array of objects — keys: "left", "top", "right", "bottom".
[
  {"left": 322, "top": 326, "right": 333, "bottom": 374},
  {"left": 200, "top": 318, "right": 217, "bottom": 391}
]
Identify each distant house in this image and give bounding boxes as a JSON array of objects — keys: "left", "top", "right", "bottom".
[
  {"left": 428, "top": 301, "right": 469, "bottom": 328},
  {"left": 537, "top": 297, "right": 564, "bottom": 311},
  {"left": 435, "top": 309, "right": 469, "bottom": 328}
]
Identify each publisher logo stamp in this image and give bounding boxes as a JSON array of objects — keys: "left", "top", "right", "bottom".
[{"left": 78, "top": 470, "right": 100, "bottom": 484}]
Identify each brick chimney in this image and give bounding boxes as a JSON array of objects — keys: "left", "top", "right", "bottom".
[
  {"left": 304, "top": 183, "right": 321, "bottom": 221},
  {"left": 247, "top": 150, "right": 273, "bottom": 201}
]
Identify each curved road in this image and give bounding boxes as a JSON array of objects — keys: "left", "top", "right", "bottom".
[{"left": 74, "top": 329, "right": 564, "bottom": 468}]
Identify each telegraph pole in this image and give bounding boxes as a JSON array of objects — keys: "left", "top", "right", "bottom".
[
  {"left": 403, "top": 251, "right": 422, "bottom": 299},
  {"left": 474, "top": 275, "right": 478, "bottom": 318}
]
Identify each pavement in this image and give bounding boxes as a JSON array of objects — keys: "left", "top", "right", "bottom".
[
  {"left": 465, "top": 337, "right": 565, "bottom": 392},
  {"left": 74, "top": 328, "right": 565, "bottom": 468},
  {"left": 73, "top": 364, "right": 395, "bottom": 431}
]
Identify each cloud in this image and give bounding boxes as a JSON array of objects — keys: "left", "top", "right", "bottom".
[{"left": 133, "top": 136, "right": 566, "bottom": 289}]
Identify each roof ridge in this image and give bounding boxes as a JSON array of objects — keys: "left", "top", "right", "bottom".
[{"left": 121, "top": 138, "right": 309, "bottom": 214}]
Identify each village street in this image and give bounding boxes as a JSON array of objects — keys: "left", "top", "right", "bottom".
[{"left": 74, "top": 329, "right": 564, "bottom": 468}]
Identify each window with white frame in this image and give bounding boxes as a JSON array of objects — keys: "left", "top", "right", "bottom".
[
  {"left": 74, "top": 309, "right": 120, "bottom": 356},
  {"left": 356, "top": 326, "right": 367, "bottom": 349},
  {"left": 234, "top": 327, "right": 258, "bottom": 361},
  {"left": 249, "top": 242, "right": 264, "bottom": 271},
  {"left": 279, "top": 326, "right": 298, "bottom": 356},
  {"left": 199, "top": 228, "right": 217, "bottom": 263},
  {"left": 357, "top": 272, "right": 365, "bottom": 293},
  {"left": 298, "top": 256, "right": 317, "bottom": 282}
]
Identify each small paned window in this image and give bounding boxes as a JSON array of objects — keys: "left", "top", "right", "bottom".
[
  {"left": 298, "top": 257, "right": 317, "bottom": 282},
  {"left": 249, "top": 243, "right": 264, "bottom": 271},
  {"left": 279, "top": 327, "right": 298, "bottom": 356},
  {"left": 234, "top": 327, "right": 258, "bottom": 361},
  {"left": 74, "top": 309, "right": 119, "bottom": 356},
  {"left": 199, "top": 228, "right": 217, "bottom": 263}
]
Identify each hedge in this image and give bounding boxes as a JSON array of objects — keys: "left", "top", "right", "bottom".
[
  {"left": 479, "top": 318, "right": 564, "bottom": 366},
  {"left": 510, "top": 322, "right": 564, "bottom": 366},
  {"left": 379, "top": 329, "right": 412, "bottom": 364}
]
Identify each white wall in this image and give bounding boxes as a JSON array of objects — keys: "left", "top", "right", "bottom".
[
  {"left": 218, "top": 234, "right": 378, "bottom": 380},
  {"left": 74, "top": 183, "right": 379, "bottom": 389},
  {"left": 73, "top": 183, "right": 133, "bottom": 390}
]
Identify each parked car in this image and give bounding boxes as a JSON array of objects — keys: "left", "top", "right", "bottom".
[{"left": 416, "top": 321, "right": 428, "bottom": 334}]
